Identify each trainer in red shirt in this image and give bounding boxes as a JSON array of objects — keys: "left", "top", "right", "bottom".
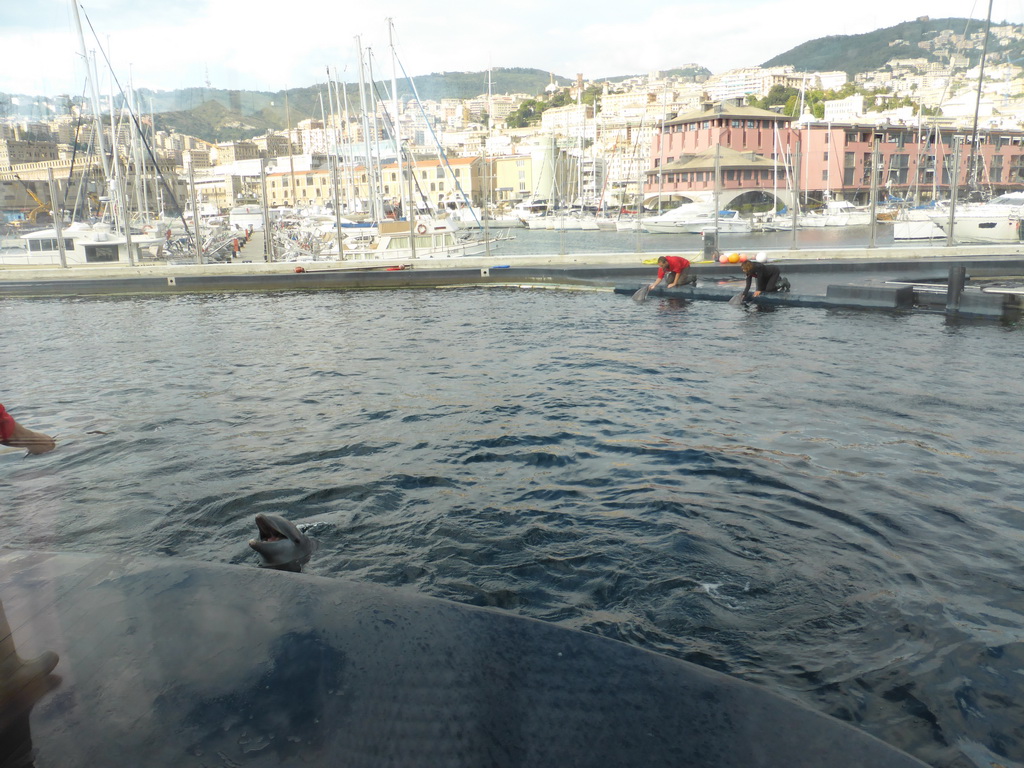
[{"left": 648, "top": 255, "right": 696, "bottom": 291}]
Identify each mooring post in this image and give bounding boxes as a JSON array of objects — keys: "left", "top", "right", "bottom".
[{"left": 946, "top": 264, "right": 967, "bottom": 314}]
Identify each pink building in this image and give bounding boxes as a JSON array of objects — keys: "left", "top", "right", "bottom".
[{"left": 647, "top": 101, "right": 1024, "bottom": 208}]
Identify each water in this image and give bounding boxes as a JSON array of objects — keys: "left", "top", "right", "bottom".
[
  {"left": 2, "top": 288, "right": 1023, "bottom": 768},
  {"left": 494, "top": 222, "right": 899, "bottom": 256}
]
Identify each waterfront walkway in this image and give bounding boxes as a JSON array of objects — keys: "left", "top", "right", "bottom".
[{"left": 2, "top": 240, "right": 1024, "bottom": 283}]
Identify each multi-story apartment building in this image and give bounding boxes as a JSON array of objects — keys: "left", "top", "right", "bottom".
[
  {"left": 395, "top": 156, "right": 486, "bottom": 207},
  {"left": 212, "top": 141, "right": 259, "bottom": 165},
  {"left": 251, "top": 132, "right": 292, "bottom": 159},
  {"left": 704, "top": 67, "right": 848, "bottom": 103},
  {"left": 491, "top": 154, "right": 533, "bottom": 202},
  {"left": 265, "top": 166, "right": 335, "bottom": 208},
  {"left": 182, "top": 148, "right": 211, "bottom": 171},
  {"left": 540, "top": 103, "right": 595, "bottom": 140},
  {"left": 0, "top": 138, "right": 60, "bottom": 170},
  {"left": 262, "top": 156, "right": 486, "bottom": 211},
  {"left": 647, "top": 100, "right": 1024, "bottom": 206}
]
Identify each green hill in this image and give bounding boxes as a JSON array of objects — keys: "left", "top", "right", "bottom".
[
  {"left": 762, "top": 16, "right": 1024, "bottom": 76},
  {"left": 138, "top": 69, "right": 574, "bottom": 142}
]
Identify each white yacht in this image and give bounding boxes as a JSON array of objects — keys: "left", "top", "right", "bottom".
[
  {"left": 799, "top": 200, "right": 872, "bottom": 228},
  {"left": 927, "top": 192, "right": 1024, "bottom": 244},
  {"left": 16, "top": 222, "right": 166, "bottom": 266},
  {"left": 644, "top": 205, "right": 751, "bottom": 235}
]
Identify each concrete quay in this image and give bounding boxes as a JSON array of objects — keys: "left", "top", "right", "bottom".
[{"left": 1, "top": 240, "right": 1023, "bottom": 320}]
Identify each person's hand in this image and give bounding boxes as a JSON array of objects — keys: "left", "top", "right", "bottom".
[
  {"left": 754, "top": 291, "right": 762, "bottom": 297},
  {"left": 5, "top": 424, "right": 56, "bottom": 455}
]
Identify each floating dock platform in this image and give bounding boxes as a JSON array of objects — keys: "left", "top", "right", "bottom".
[{"left": 1, "top": 252, "right": 1023, "bottom": 321}]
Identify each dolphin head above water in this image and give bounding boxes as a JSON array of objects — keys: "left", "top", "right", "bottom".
[{"left": 249, "top": 513, "right": 318, "bottom": 572}]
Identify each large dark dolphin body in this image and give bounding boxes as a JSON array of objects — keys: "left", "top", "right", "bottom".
[
  {"left": 248, "top": 513, "right": 318, "bottom": 572},
  {"left": 0, "top": 551, "right": 929, "bottom": 768}
]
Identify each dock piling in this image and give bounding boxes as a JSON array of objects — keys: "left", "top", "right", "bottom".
[{"left": 945, "top": 265, "right": 967, "bottom": 314}]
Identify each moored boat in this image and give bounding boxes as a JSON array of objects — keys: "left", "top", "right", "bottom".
[{"left": 927, "top": 192, "right": 1024, "bottom": 244}]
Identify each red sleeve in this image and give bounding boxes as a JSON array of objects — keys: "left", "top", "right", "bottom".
[
  {"left": 657, "top": 267, "right": 667, "bottom": 279},
  {"left": 0, "top": 404, "right": 15, "bottom": 444}
]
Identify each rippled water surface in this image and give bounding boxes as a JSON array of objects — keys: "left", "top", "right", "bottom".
[{"left": 3, "top": 288, "right": 1024, "bottom": 767}]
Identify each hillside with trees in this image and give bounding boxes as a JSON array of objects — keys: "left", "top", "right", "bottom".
[
  {"left": 746, "top": 82, "right": 942, "bottom": 119},
  {"left": 762, "top": 16, "right": 1023, "bottom": 76},
  {"left": 761, "top": 16, "right": 1024, "bottom": 75}
]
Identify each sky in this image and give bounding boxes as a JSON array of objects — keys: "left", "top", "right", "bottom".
[{"left": 2, "top": 0, "right": 1024, "bottom": 98}]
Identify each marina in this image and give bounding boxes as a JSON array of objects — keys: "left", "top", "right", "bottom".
[{"left": 5, "top": 6, "right": 1024, "bottom": 767}]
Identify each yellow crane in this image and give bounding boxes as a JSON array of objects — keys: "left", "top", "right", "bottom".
[{"left": 12, "top": 173, "right": 52, "bottom": 224}]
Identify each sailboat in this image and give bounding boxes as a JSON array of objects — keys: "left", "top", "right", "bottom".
[
  {"left": 924, "top": 0, "right": 1024, "bottom": 243},
  {"left": 311, "top": 23, "right": 511, "bottom": 261}
]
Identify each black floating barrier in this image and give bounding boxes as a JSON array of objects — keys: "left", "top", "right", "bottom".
[{"left": 616, "top": 282, "right": 1023, "bottom": 320}]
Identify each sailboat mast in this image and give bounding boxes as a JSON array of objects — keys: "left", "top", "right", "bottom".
[
  {"left": 323, "top": 69, "right": 344, "bottom": 257},
  {"left": 484, "top": 67, "right": 492, "bottom": 258},
  {"left": 338, "top": 71, "right": 356, "bottom": 213},
  {"left": 356, "top": 37, "right": 379, "bottom": 221},
  {"left": 71, "top": 1, "right": 112, "bottom": 183},
  {"left": 366, "top": 49, "right": 385, "bottom": 221},
  {"left": 967, "top": 0, "right": 994, "bottom": 196},
  {"left": 388, "top": 18, "right": 416, "bottom": 258}
]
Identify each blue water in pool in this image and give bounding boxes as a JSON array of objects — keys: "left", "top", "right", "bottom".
[{"left": 2, "top": 287, "right": 1023, "bottom": 767}]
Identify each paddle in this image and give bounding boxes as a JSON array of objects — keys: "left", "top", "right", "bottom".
[{"left": 632, "top": 284, "right": 652, "bottom": 303}]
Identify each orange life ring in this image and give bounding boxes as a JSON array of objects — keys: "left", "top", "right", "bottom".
[{"left": 415, "top": 223, "right": 428, "bottom": 235}]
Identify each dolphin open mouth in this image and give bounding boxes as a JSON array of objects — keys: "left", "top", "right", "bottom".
[
  {"left": 253, "top": 514, "right": 287, "bottom": 543},
  {"left": 249, "top": 513, "right": 317, "bottom": 572}
]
